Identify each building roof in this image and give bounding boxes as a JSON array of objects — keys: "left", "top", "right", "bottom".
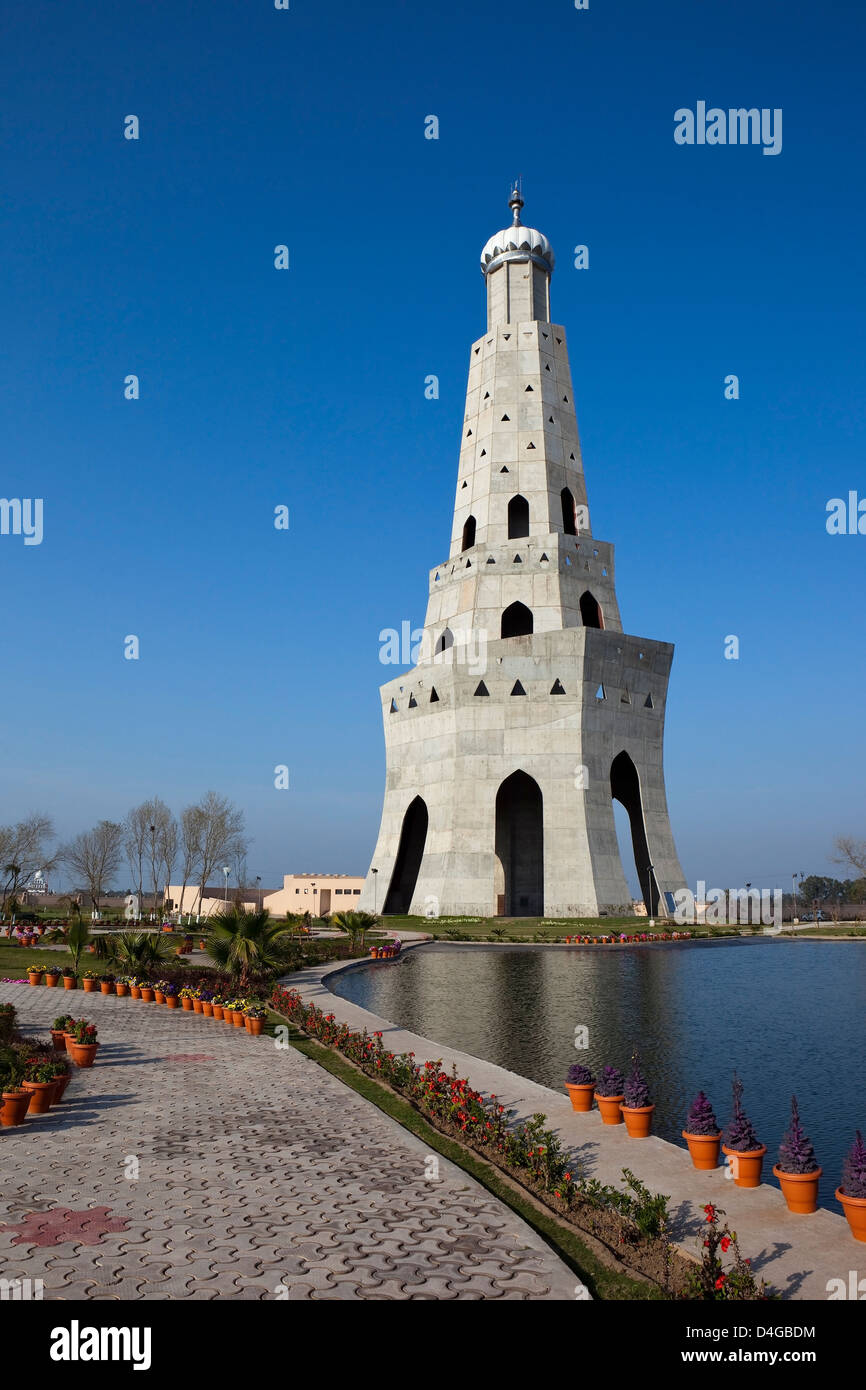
[{"left": 481, "top": 188, "right": 554, "bottom": 276}]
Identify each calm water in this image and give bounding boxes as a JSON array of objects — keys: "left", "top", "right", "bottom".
[{"left": 332, "top": 939, "right": 866, "bottom": 1206}]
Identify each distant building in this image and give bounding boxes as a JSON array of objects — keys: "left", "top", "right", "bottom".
[{"left": 165, "top": 874, "right": 364, "bottom": 920}]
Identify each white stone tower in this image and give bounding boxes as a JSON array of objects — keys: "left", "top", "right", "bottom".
[{"left": 359, "top": 190, "right": 687, "bottom": 919}]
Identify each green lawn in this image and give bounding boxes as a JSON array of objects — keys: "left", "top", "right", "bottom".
[{"left": 381, "top": 914, "right": 743, "bottom": 942}]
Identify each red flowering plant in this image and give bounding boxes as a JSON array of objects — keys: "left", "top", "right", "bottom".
[
  {"left": 68, "top": 1019, "right": 98, "bottom": 1046},
  {"left": 685, "top": 1203, "right": 771, "bottom": 1300}
]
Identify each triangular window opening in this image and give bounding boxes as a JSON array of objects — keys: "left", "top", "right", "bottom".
[
  {"left": 542, "top": 331, "right": 548, "bottom": 339},
  {"left": 644, "top": 693, "right": 654, "bottom": 709},
  {"left": 526, "top": 441, "right": 535, "bottom": 450},
  {"left": 563, "top": 395, "right": 569, "bottom": 403},
  {"left": 511, "top": 680, "right": 527, "bottom": 696},
  {"left": 621, "top": 689, "right": 630, "bottom": 704},
  {"left": 545, "top": 363, "right": 551, "bottom": 372},
  {"left": 483, "top": 391, "right": 490, "bottom": 399},
  {"left": 474, "top": 347, "right": 480, "bottom": 355},
  {"left": 539, "top": 552, "right": 549, "bottom": 562},
  {"left": 550, "top": 679, "right": 566, "bottom": 695},
  {"left": 434, "top": 571, "right": 440, "bottom": 582},
  {"left": 408, "top": 694, "right": 417, "bottom": 708},
  {"left": 500, "top": 466, "right": 509, "bottom": 473},
  {"left": 430, "top": 687, "right": 440, "bottom": 703},
  {"left": 501, "top": 414, "right": 510, "bottom": 421},
  {"left": 466, "top": 428, "right": 472, "bottom": 436},
  {"left": 465, "top": 560, "right": 471, "bottom": 568},
  {"left": 480, "top": 449, "right": 487, "bottom": 456},
  {"left": 524, "top": 384, "right": 533, "bottom": 392},
  {"left": 569, "top": 452, "right": 576, "bottom": 460},
  {"left": 596, "top": 684, "right": 606, "bottom": 700},
  {"left": 461, "top": 480, "right": 468, "bottom": 488},
  {"left": 556, "top": 336, "right": 563, "bottom": 344},
  {"left": 474, "top": 681, "right": 489, "bottom": 697},
  {"left": 486, "top": 556, "right": 495, "bottom": 564},
  {"left": 513, "top": 554, "right": 522, "bottom": 564},
  {"left": 565, "top": 555, "right": 572, "bottom": 566},
  {"left": 503, "top": 333, "right": 511, "bottom": 340},
  {"left": 548, "top": 416, "right": 554, "bottom": 423},
  {"left": 389, "top": 699, "right": 398, "bottom": 713}
]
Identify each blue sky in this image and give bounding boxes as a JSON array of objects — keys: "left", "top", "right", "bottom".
[{"left": 2, "top": 0, "right": 864, "bottom": 893}]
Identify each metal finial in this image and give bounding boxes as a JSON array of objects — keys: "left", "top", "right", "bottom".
[{"left": 509, "top": 184, "right": 524, "bottom": 226}]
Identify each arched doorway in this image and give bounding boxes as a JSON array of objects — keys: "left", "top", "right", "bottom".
[
  {"left": 561, "top": 488, "right": 577, "bottom": 535},
  {"left": 579, "top": 590, "right": 604, "bottom": 629},
  {"left": 507, "top": 495, "right": 530, "bottom": 539},
  {"left": 494, "top": 771, "right": 543, "bottom": 916},
  {"left": 610, "top": 752, "right": 657, "bottom": 913},
  {"left": 461, "top": 516, "right": 476, "bottom": 551},
  {"left": 383, "top": 797, "right": 428, "bottom": 914},
  {"left": 501, "top": 601, "right": 533, "bottom": 638}
]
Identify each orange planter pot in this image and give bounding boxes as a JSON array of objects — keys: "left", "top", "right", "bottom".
[
  {"left": 622, "top": 1104, "right": 655, "bottom": 1138},
  {"left": 62, "top": 976, "right": 77, "bottom": 990},
  {"left": 115, "top": 983, "right": 129, "bottom": 997},
  {"left": 722, "top": 1144, "right": 767, "bottom": 1188},
  {"left": 837, "top": 1188, "right": 866, "bottom": 1242},
  {"left": 212, "top": 1005, "right": 224, "bottom": 1020},
  {"left": 0, "top": 1090, "right": 31, "bottom": 1126},
  {"left": 193, "top": 999, "right": 203, "bottom": 1014},
  {"left": 53, "top": 1073, "right": 72, "bottom": 1103},
  {"left": 202, "top": 1002, "right": 214, "bottom": 1017},
  {"left": 181, "top": 997, "right": 193, "bottom": 1011},
  {"left": 595, "top": 1093, "right": 624, "bottom": 1125},
  {"left": 50, "top": 1030, "right": 68, "bottom": 1052},
  {"left": 28, "top": 972, "right": 43, "bottom": 986},
  {"left": 100, "top": 981, "right": 114, "bottom": 995},
  {"left": 45, "top": 974, "right": 59, "bottom": 987},
  {"left": 140, "top": 988, "right": 155, "bottom": 1002},
  {"left": 246, "top": 1017, "right": 264, "bottom": 1036},
  {"left": 68, "top": 1041, "right": 99, "bottom": 1068},
  {"left": 154, "top": 991, "right": 166, "bottom": 1004},
  {"left": 130, "top": 985, "right": 141, "bottom": 999},
  {"left": 22, "top": 1080, "right": 54, "bottom": 1113},
  {"left": 165, "top": 996, "right": 179, "bottom": 1009},
  {"left": 773, "top": 1165, "right": 821, "bottom": 1214},
  {"left": 82, "top": 979, "right": 97, "bottom": 993},
  {"left": 683, "top": 1131, "right": 722, "bottom": 1170},
  {"left": 232, "top": 1011, "right": 244, "bottom": 1027},
  {"left": 564, "top": 1083, "right": 595, "bottom": 1113}
]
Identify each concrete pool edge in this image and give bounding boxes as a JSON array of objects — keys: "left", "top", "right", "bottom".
[{"left": 279, "top": 942, "right": 853, "bottom": 1300}]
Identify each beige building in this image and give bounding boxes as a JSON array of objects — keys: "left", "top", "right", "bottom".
[{"left": 263, "top": 874, "right": 365, "bottom": 918}]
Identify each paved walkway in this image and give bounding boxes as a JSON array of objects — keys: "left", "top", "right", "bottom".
[
  {"left": 289, "top": 949, "right": 855, "bottom": 1301},
  {"left": 0, "top": 982, "right": 578, "bottom": 1300}
]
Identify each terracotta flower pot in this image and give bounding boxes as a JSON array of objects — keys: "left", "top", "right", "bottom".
[
  {"left": 115, "top": 982, "right": 129, "bottom": 997},
  {"left": 773, "top": 1165, "right": 821, "bottom": 1214},
  {"left": 595, "top": 1093, "right": 624, "bottom": 1125},
  {"left": 722, "top": 1144, "right": 767, "bottom": 1188},
  {"left": 369, "top": 949, "right": 379, "bottom": 959},
  {"left": 181, "top": 997, "right": 193, "bottom": 1011},
  {"left": 246, "top": 1016, "right": 264, "bottom": 1036},
  {"left": 622, "top": 1104, "right": 655, "bottom": 1138},
  {"left": 837, "top": 1188, "right": 866, "bottom": 1242},
  {"left": 130, "top": 985, "right": 141, "bottom": 998},
  {"left": 53, "top": 1073, "right": 72, "bottom": 1102},
  {"left": 232, "top": 1011, "right": 244, "bottom": 1027},
  {"left": 45, "top": 973, "right": 59, "bottom": 987},
  {"left": 212, "top": 1004, "right": 224, "bottom": 1019},
  {"left": 82, "top": 978, "right": 97, "bottom": 993},
  {"left": 683, "top": 1130, "right": 722, "bottom": 1170},
  {"left": 193, "top": 999, "right": 203, "bottom": 1014},
  {"left": 68, "top": 1041, "right": 99, "bottom": 1068},
  {"left": 63, "top": 976, "right": 76, "bottom": 990},
  {"left": 100, "top": 981, "right": 113, "bottom": 995},
  {"left": 22, "top": 1080, "right": 55, "bottom": 1113},
  {"left": 165, "top": 996, "right": 178, "bottom": 1009},
  {"left": 202, "top": 1002, "right": 213, "bottom": 1017},
  {"left": 140, "top": 988, "right": 155, "bottom": 1002},
  {"left": 154, "top": 991, "right": 165, "bottom": 1004},
  {"left": 564, "top": 1082, "right": 595, "bottom": 1113},
  {"left": 28, "top": 971, "right": 43, "bottom": 986},
  {"left": 1, "top": 1090, "right": 31, "bottom": 1126}
]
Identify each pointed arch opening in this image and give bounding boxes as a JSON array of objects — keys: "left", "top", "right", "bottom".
[
  {"left": 507, "top": 494, "right": 530, "bottom": 539},
  {"left": 434, "top": 627, "right": 454, "bottom": 655},
  {"left": 382, "top": 796, "right": 429, "bottom": 915},
  {"left": 579, "top": 590, "right": 604, "bottom": 629},
  {"left": 494, "top": 771, "right": 543, "bottom": 916},
  {"left": 561, "top": 487, "right": 577, "bottom": 536},
  {"left": 610, "top": 751, "right": 658, "bottom": 914},
  {"left": 461, "top": 515, "right": 476, "bottom": 551},
  {"left": 501, "top": 601, "right": 533, "bottom": 639}
]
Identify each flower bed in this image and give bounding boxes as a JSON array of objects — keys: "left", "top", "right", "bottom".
[{"left": 269, "top": 986, "right": 769, "bottom": 1297}]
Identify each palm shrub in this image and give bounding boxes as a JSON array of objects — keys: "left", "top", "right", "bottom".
[
  {"left": 205, "top": 906, "right": 293, "bottom": 988},
  {"left": 105, "top": 930, "right": 173, "bottom": 974},
  {"left": 330, "top": 910, "right": 380, "bottom": 954},
  {"left": 67, "top": 918, "right": 91, "bottom": 976}
]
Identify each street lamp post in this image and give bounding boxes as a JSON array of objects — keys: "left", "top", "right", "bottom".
[
  {"left": 372, "top": 868, "right": 378, "bottom": 913},
  {"left": 745, "top": 882, "right": 752, "bottom": 929},
  {"left": 222, "top": 866, "right": 230, "bottom": 903},
  {"left": 256, "top": 876, "right": 262, "bottom": 911},
  {"left": 646, "top": 863, "right": 655, "bottom": 927}
]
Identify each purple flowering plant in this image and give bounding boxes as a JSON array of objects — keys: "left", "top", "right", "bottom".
[
  {"left": 595, "top": 1064, "right": 625, "bottom": 1097},
  {"left": 566, "top": 1063, "right": 595, "bottom": 1085},
  {"left": 685, "top": 1091, "right": 720, "bottom": 1137},
  {"left": 841, "top": 1130, "right": 866, "bottom": 1198},
  {"left": 724, "top": 1074, "right": 761, "bottom": 1152},
  {"left": 777, "top": 1096, "right": 819, "bottom": 1175},
  {"left": 623, "top": 1052, "right": 652, "bottom": 1109}
]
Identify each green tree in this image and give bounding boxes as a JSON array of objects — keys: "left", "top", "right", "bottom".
[
  {"left": 205, "top": 906, "right": 292, "bottom": 988},
  {"left": 330, "top": 910, "right": 380, "bottom": 954}
]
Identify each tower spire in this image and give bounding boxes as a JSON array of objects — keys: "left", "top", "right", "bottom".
[{"left": 509, "top": 184, "right": 524, "bottom": 226}]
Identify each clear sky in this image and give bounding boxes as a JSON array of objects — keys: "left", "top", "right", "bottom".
[{"left": 2, "top": 0, "right": 864, "bottom": 894}]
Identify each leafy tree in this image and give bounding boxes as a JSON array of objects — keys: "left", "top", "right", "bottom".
[{"left": 205, "top": 906, "right": 292, "bottom": 987}]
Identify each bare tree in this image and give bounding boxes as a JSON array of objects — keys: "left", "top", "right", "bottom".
[
  {"left": 0, "top": 813, "right": 57, "bottom": 906},
  {"left": 193, "top": 791, "right": 247, "bottom": 922},
  {"left": 142, "top": 797, "right": 174, "bottom": 922},
  {"left": 160, "top": 814, "right": 178, "bottom": 912},
  {"left": 124, "top": 803, "right": 150, "bottom": 919},
  {"left": 61, "top": 821, "right": 125, "bottom": 913},
  {"left": 833, "top": 836, "right": 866, "bottom": 880},
  {"left": 177, "top": 804, "right": 204, "bottom": 925}
]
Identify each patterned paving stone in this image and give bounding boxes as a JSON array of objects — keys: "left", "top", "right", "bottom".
[{"left": 0, "top": 981, "right": 580, "bottom": 1301}]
